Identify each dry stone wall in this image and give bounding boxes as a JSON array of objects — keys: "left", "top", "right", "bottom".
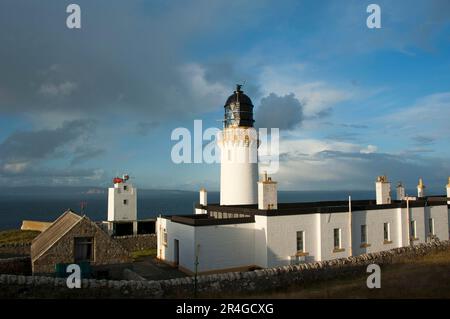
[
  {"left": 1, "top": 240, "right": 449, "bottom": 298},
  {"left": 113, "top": 234, "right": 156, "bottom": 252},
  {"left": 0, "top": 243, "right": 31, "bottom": 256},
  {"left": 0, "top": 257, "right": 31, "bottom": 275}
]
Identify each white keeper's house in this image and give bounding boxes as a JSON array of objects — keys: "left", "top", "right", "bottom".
[{"left": 157, "top": 85, "right": 450, "bottom": 275}]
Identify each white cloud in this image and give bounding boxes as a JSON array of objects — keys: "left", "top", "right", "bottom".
[
  {"left": 179, "top": 63, "right": 229, "bottom": 112},
  {"left": 38, "top": 81, "right": 78, "bottom": 97},
  {"left": 258, "top": 64, "right": 353, "bottom": 118},
  {"left": 360, "top": 144, "right": 378, "bottom": 154},
  {"left": 2, "top": 162, "right": 28, "bottom": 173}
]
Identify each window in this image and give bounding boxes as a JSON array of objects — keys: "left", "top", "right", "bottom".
[
  {"left": 74, "top": 237, "right": 93, "bottom": 263},
  {"left": 333, "top": 228, "right": 341, "bottom": 250},
  {"left": 410, "top": 220, "right": 417, "bottom": 239},
  {"left": 162, "top": 229, "right": 168, "bottom": 246},
  {"left": 296, "top": 231, "right": 305, "bottom": 253},
  {"left": 123, "top": 199, "right": 128, "bottom": 205},
  {"left": 123, "top": 185, "right": 128, "bottom": 191},
  {"left": 384, "top": 222, "right": 391, "bottom": 242},
  {"left": 429, "top": 218, "right": 435, "bottom": 236},
  {"left": 361, "top": 225, "right": 367, "bottom": 244}
]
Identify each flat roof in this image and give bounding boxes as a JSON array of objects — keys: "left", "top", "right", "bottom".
[{"left": 162, "top": 196, "right": 449, "bottom": 226}]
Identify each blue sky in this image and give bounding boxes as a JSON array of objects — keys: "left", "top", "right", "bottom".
[{"left": 0, "top": 0, "right": 449, "bottom": 192}]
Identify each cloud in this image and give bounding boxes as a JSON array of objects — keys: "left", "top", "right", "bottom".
[
  {"left": 360, "top": 145, "right": 378, "bottom": 154},
  {"left": 0, "top": 166, "right": 105, "bottom": 187},
  {"left": 255, "top": 93, "right": 304, "bottom": 130},
  {"left": 381, "top": 92, "right": 450, "bottom": 149},
  {"left": 412, "top": 135, "right": 435, "bottom": 146},
  {"left": 0, "top": 1, "right": 267, "bottom": 122},
  {"left": 274, "top": 142, "right": 450, "bottom": 191},
  {"left": 135, "top": 121, "right": 160, "bottom": 136},
  {"left": 258, "top": 65, "right": 354, "bottom": 119},
  {"left": 38, "top": 81, "right": 78, "bottom": 97},
  {"left": 0, "top": 120, "right": 95, "bottom": 163},
  {"left": 0, "top": 119, "right": 106, "bottom": 185}
]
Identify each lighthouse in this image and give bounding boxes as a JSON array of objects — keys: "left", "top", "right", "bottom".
[
  {"left": 218, "top": 85, "right": 258, "bottom": 205},
  {"left": 107, "top": 174, "right": 138, "bottom": 235}
]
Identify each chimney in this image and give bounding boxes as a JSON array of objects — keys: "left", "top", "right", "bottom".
[
  {"left": 446, "top": 177, "right": 450, "bottom": 205},
  {"left": 258, "top": 173, "right": 277, "bottom": 210},
  {"left": 199, "top": 188, "right": 207, "bottom": 206},
  {"left": 396, "top": 182, "right": 405, "bottom": 201},
  {"left": 417, "top": 178, "right": 425, "bottom": 198},
  {"left": 195, "top": 188, "right": 208, "bottom": 215},
  {"left": 375, "top": 175, "right": 391, "bottom": 205}
]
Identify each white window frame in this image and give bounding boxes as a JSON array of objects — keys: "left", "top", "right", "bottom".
[
  {"left": 384, "top": 222, "right": 391, "bottom": 242},
  {"left": 410, "top": 220, "right": 417, "bottom": 239},
  {"left": 162, "top": 228, "right": 168, "bottom": 246},
  {"left": 333, "top": 228, "right": 342, "bottom": 250},
  {"left": 361, "top": 224, "right": 368, "bottom": 244},
  {"left": 296, "top": 231, "right": 305, "bottom": 253},
  {"left": 429, "top": 218, "right": 435, "bottom": 236}
]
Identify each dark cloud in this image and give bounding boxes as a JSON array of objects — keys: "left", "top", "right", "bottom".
[
  {"left": 0, "top": 166, "right": 105, "bottom": 187},
  {"left": 135, "top": 121, "right": 160, "bottom": 136},
  {"left": 0, "top": 119, "right": 105, "bottom": 185},
  {"left": 0, "top": 1, "right": 265, "bottom": 120},
  {"left": 0, "top": 119, "right": 95, "bottom": 163},
  {"left": 71, "top": 146, "right": 106, "bottom": 166},
  {"left": 255, "top": 93, "right": 304, "bottom": 130},
  {"left": 412, "top": 135, "right": 435, "bottom": 146},
  {"left": 325, "top": 132, "right": 361, "bottom": 142},
  {"left": 281, "top": 149, "right": 450, "bottom": 190}
]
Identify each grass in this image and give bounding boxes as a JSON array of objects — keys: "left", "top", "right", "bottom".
[
  {"left": 212, "top": 249, "right": 450, "bottom": 299},
  {"left": 0, "top": 229, "right": 40, "bottom": 245},
  {"left": 131, "top": 248, "right": 157, "bottom": 261}
]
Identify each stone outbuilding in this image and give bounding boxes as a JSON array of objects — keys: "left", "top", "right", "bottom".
[{"left": 31, "top": 210, "right": 131, "bottom": 274}]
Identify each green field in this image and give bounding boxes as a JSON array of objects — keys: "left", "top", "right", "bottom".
[
  {"left": 0, "top": 230, "right": 40, "bottom": 245},
  {"left": 237, "top": 249, "right": 450, "bottom": 299}
]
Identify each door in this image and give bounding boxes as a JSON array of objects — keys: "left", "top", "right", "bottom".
[{"left": 174, "top": 239, "right": 179, "bottom": 266}]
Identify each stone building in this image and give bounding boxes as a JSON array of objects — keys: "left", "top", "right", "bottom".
[{"left": 31, "top": 210, "right": 131, "bottom": 274}]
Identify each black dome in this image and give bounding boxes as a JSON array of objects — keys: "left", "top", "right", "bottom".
[
  {"left": 224, "top": 91, "right": 254, "bottom": 107},
  {"left": 223, "top": 85, "right": 255, "bottom": 128}
]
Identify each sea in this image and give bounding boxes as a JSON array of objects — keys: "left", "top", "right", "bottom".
[{"left": 0, "top": 187, "right": 381, "bottom": 231}]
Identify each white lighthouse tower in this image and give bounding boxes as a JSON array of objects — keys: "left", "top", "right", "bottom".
[
  {"left": 107, "top": 174, "right": 138, "bottom": 234},
  {"left": 218, "top": 85, "right": 258, "bottom": 205}
]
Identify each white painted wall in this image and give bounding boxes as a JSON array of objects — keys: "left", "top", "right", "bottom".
[
  {"left": 218, "top": 127, "right": 258, "bottom": 205},
  {"left": 159, "top": 204, "right": 449, "bottom": 273},
  {"left": 194, "top": 222, "right": 256, "bottom": 273},
  {"left": 410, "top": 206, "right": 426, "bottom": 244},
  {"left": 156, "top": 217, "right": 196, "bottom": 271},
  {"left": 320, "top": 212, "right": 350, "bottom": 261},
  {"left": 254, "top": 215, "right": 268, "bottom": 268},
  {"left": 428, "top": 205, "right": 449, "bottom": 241},
  {"left": 352, "top": 209, "right": 399, "bottom": 256},
  {"left": 265, "top": 213, "right": 320, "bottom": 267},
  {"left": 107, "top": 182, "right": 137, "bottom": 222}
]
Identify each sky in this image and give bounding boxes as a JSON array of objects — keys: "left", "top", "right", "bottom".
[{"left": 0, "top": 0, "right": 450, "bottom": 192}]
